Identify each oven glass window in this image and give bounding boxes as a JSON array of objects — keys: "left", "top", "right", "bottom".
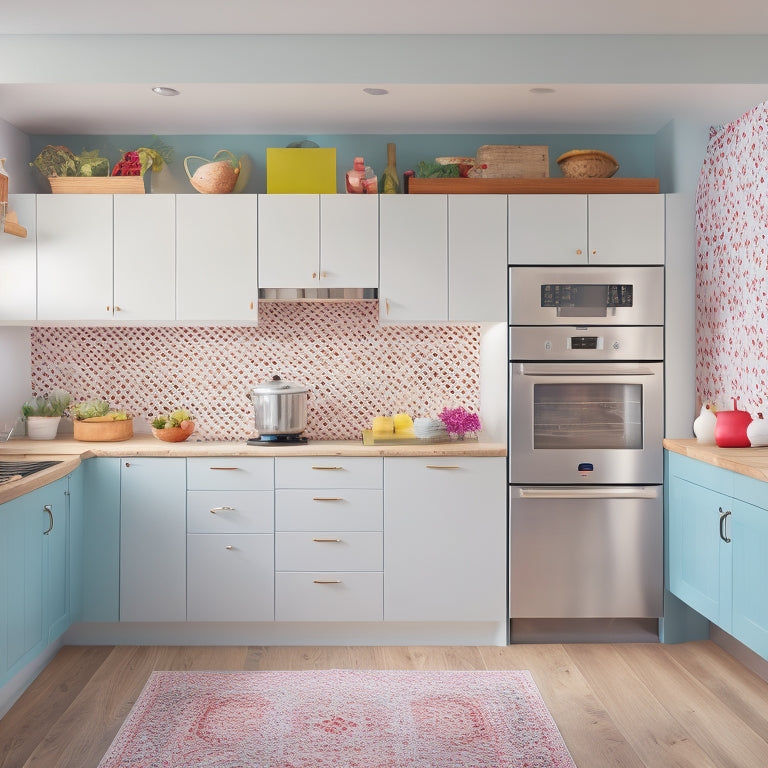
[{"left": 533, "top": 382, "right": 643, "bottom": 449}]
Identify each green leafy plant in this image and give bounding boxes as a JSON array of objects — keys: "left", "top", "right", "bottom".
[
  {"left": 152, "top": 409, "right": 194, "bottom": 429},
  {"left": 21, "top": 390, "right": 71, "bottom": 417},
  {"left": 70, "top": 399, "right": 129, "bottom": 421}
]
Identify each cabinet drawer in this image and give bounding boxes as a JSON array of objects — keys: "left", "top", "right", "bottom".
[
  {"left": 275, "top": 571, "right": 383, "bottom": 621},
  {"left": 187, "top": 490, "right": 273, "bottom": 533},
  {"left": 275, "top": 531, "right": 383, "bottom": 571},
  {"left": 275, "top": 489, "right": 382, "bottom": 531},
  {"left": 187, "top": 533, "right": 274, "bottom": 622},
  {"left": 187, "top": 457, "right": 274, "bottom": 491},
  {"left": 275, "top": 457, "right": 382, "bottom": 489}
]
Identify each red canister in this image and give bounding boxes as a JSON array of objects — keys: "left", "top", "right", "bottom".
[{"left": 714, "top": 397, "right": 753, "bottom": 448}]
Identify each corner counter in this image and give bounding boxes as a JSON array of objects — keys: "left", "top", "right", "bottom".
[{"left": 663, "top": 438, "right": 768, "bottom": 483}]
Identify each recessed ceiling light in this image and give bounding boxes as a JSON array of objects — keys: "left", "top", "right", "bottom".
[
  {"left": 529, "top": 87, "right": 556, "bottom": 95},
  {"left": 152, "top": 86, "right": 180, "bottom": 97},
  {"left": 363, "top": 87, "right": 389, "bottom": 96}
]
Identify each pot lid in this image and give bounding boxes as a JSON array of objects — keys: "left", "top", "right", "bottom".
[{"left": 251, "top": 375, "right": 309, "bottom": 395}]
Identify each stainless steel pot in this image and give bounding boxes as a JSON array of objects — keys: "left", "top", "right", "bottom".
[{"left": 248, "top": 375, "right": 309, "bottom": 436}]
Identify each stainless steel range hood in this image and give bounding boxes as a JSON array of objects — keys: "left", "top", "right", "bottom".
[{"left": 258, "top": 288, "right": 378, "bottom": 301}]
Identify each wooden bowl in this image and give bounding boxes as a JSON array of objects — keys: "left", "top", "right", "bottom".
[
  {"left": 556, "top": 149, "right": 619, "bottom": 178},
  {"left": 152, "top": 425, "right": 194, "bottom": 442},
  {"left": 73, "top": 418, "right": 133, "bottom": 442}
]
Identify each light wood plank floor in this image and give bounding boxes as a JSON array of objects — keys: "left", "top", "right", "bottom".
[{"left": 1, "top": 641, "right": 767, "bottom": 767}]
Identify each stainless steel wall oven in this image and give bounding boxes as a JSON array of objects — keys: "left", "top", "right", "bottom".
[{"left": 508, "top": 265, "right": 664, "bottom": 625}]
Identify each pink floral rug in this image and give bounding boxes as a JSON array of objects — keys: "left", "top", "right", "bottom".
[{"left": 98, "top": 669, "right": 576, "bottom": 768}]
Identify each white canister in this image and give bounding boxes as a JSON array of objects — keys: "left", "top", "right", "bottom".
[
  {"left": 747, "top": 412, "right": 768, "bottom": 447},
  {"left": 26, "top": 415, "right": 61, "bottom": 440},
  {"left": 693, "top": 404, "right": 717, "bottom": 444}
]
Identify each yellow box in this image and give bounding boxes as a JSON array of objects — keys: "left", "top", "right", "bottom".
[{"left": 266, "top": 148, "right": 337, "bottom": 193}]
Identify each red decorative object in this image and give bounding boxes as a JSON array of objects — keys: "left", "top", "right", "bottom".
[
  {"left": 112, "top": 151, "right": 142, "bottom": 176},
  {"left": 714, "top": 397, "right": 752, "bottom": 448}
]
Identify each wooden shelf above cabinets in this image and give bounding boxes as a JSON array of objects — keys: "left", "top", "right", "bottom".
[{"left": 407, "top": 177, "right": 660, "bottom": 194}]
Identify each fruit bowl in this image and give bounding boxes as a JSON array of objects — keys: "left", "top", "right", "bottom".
[
  {"left": 556, "top": 149, "right": 619, "bottom": 178},
  {"left": 152, "top": 424, "right": 194, "bottom": 442}
]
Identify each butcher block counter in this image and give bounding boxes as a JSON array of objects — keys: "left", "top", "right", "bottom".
[
  {"left": 663, "top": 437, "right": 768, "bottom": 484},
  {"left": 0, "top": 436, "right": 506, "bottom": 504}
]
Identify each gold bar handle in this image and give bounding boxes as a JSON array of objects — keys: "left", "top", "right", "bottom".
[
  {"left": 313, "top": 579, "right": 342, "bottom": 584},
  {"left": 312, "top": 497, "right": 343, "bottom": 502},
  {"left": 210, "top": 467, "right": 240, "bottom": 471},
  {"left": 311, "top": 466, "right": 343, "bottom": 471},
  {"left": 312, "top": 537, "right": 341, "bottom": 543},
  {"left": 210, "top": 506, "right": 236, "bottom": 514},
  {"left": 426, "top": 465, "right": 460, "bottom": 469}
]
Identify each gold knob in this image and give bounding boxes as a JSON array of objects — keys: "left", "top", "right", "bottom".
[
  {"left": 249, "top": 301, "right": 254, "bottom": 310},
  {"left": 575, "top": 249, "right": 582, "bottom": 255},
  {"left": 114, "top": 306, "right": 122, "bottom": 312},
  {"left": 312, "top": 271, "right": 317, "bottom": 279}
]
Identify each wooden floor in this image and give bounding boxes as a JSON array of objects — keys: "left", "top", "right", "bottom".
[{"left": 1, "top": 641, "right": 768, "bottom": 767}]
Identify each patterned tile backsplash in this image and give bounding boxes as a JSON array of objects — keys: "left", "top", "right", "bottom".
[
  {"left": 696, "top": 100, "right": 768, "bottom": 415},
  {"left": 31, "top": 302, "right": 480, "bottom": 441}
]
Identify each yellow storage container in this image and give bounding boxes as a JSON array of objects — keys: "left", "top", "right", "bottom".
[{"left": 266, "top": 147, "right": 337, "bottom": 193}]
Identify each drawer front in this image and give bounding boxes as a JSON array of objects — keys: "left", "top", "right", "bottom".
[
  {"left": 275, "top": 489, "right": 383, "bottom": 531},
  {"left": 275, "top": 571, "right": 383, "bottom": 621},
  {"left": 187, "top": 457, "right": 274, "bottom": 491},
  {"left": 275, "top": 531, "right": 383, "bottom": 571},
  {"left": 275, "top": 457, "right": 383, "bottom": 489},
  {"left": 187, "top": 533, "right": 274, "bottom": 622},
  {"left": 187, "top": 490, "right": 274, "bottom": 534}
]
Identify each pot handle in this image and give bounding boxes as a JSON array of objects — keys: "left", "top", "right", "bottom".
[{"left": 183, "top": 155, "right": 210, "bottom": 181}]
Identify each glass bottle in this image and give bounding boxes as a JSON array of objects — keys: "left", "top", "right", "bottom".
[{"left": 381, "top": 143, "right": 400, "bottom": 194}]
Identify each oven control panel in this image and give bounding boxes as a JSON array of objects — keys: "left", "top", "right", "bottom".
[{"left": 540, "top": 283, "right": 634, "bottom": 309}]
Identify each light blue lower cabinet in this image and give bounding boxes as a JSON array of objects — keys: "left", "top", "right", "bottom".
[{"left": 667, "top": 451, "right": 768, "bottom": 659}]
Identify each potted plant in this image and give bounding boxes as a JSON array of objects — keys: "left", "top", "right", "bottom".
[
  {"left": 151, "top": 409, "right": 195, "bottom": 442},
  {"left": 70, "top": 399, "right": 133, "bottom": 442},
  {"left": 21, "top": 390, "right": 71, "bottom": 440}
]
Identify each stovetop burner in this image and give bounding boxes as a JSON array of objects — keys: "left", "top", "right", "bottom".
[{"left": 247, "top": 435, "right": 308, "bottom": 446}]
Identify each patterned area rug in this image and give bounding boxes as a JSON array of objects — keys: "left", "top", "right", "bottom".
[{"left": 98, "top": 669, "right": 576, "bottom": 768}]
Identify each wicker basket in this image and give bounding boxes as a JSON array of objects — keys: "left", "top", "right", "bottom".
[
  {"left": 556, "top": 150, "right": 619, "bottom": 179},
  {"left": 472, "top": 145, "right": 549, "bottom": 179},
  {"left": 48, "top": 176, "right": 145, "bottom": 194}
]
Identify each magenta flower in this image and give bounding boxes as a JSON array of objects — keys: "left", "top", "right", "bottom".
[{"left": 437, "top": 407, "right": 481, "bottom": 437}]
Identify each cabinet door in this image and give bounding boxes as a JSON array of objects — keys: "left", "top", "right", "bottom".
[
  {"left": 379, "top": 195, "right": 448, "bottom": 323},
  {"left": 508, "top": 195, "right": 587, "bottom": 265},
  {"left": 114, "top": 194, "right": 175, "bottom": 323},
  {"left": 37, "top": 194, "right": 114, "bottom": 321},
  {"left": 176, "top": 194, "right": 258, "bottom": 324},
  {"left": 731, "top": 498, "right": 768, "bottom": 658},
  {"left": 0, "top": 194, "right": 37, "bottom": 324},
  {"left": 587, "top": 195, "right": 665, "bottom": 265},
  {"left": 258, "top": 194, "right": 319, "bottom": 288},
  {"left": 43, "top": 477, "right": 70, "bottom": 643},
  {"left": 383, "top": 457, "right": 506, "bottom": 621},
  {"left": 0, "top": 489, "right": 45, "bottom": 679},
  {"left": 668, "top": 473, "right": 732, "bottom": 629},
  {"left": 448, "top": 194, "right": 507, "bottom": 322},
  {"left": 187, "top": 533, "right": 274, "bottom": 621},
  {"left": 319, "top": 195, "right": 379, "bottom": 288},
  {"left": 120, "top": 458, "right": 186, "bottom": 621}
]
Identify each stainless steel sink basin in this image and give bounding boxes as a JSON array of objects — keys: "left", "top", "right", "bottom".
[{"left": 0, "top": 460, "right": 63, "bottom": 484}]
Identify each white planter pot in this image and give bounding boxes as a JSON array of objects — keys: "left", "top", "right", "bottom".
[{"left": 26, "top": 415, "right": 61, "bottom": 440}]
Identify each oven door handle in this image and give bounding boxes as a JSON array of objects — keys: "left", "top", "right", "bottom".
[
  {"left": 518, "top": 364, "right": 657, "bottom": 376},
  {"left": 514, "top": 486, "right": 659, "bottom": 500}
]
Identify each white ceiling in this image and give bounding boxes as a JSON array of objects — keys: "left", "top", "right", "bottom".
[{"left": 3, "top": 0, "right": 768, "bottom": 135}]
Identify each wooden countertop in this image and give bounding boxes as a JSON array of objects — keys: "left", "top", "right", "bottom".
[
  {"left": 0, "top": 436, "right": 506, "bottom": 504},
  {"left": 664, "top": 438, "right": 768, "bottom": 484}
]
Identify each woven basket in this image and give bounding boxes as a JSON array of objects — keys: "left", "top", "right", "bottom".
[
  {"left": 473, "top": 145, "right": 549, "bottom": 178},
  {"left": 556, "top": 150, "right": 619, "bottom": 179}
]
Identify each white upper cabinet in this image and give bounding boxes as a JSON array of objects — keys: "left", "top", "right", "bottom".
[
  {"left": 176, "top": 194, "right": 258, "bottom": 324},
  {"left": 319, "top": 195, "right": 379, "bottom": 288},
  {"left": 0, "top": 195, "right": 37, "bottom": 324},
  {"left": 448, "top": 194, "right": 507, "bottom": 323},
  {"left": 508, "top": 194, "right": 665, "bottom": 265},
  {"left": 113, "top": 195, "right": 176, "bottom": 323},
  {"left": 258, "top": 194, "right": 319, "bottom": 289},
  {"left": 587, "top": 194, "right": 665, "bottom": 265},
  {"left": 379, "top": 194, "right": 448, "bottom": 323},
  {"left": 258, "top": 194, "right": 378, "bottom": 289},
  {"left": 37, "top": 194, "right": 114, "bottom": 322},
  {"left": 508, "top": 194, "right": 587, "bottom": 265}
]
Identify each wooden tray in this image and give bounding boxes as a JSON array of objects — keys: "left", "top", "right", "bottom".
[
  {"left": 48, "top": 176, "right": 145, "bottom": 194},
  {"left": 407, "top": 178, "right": 659, "bottom": 194}
]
